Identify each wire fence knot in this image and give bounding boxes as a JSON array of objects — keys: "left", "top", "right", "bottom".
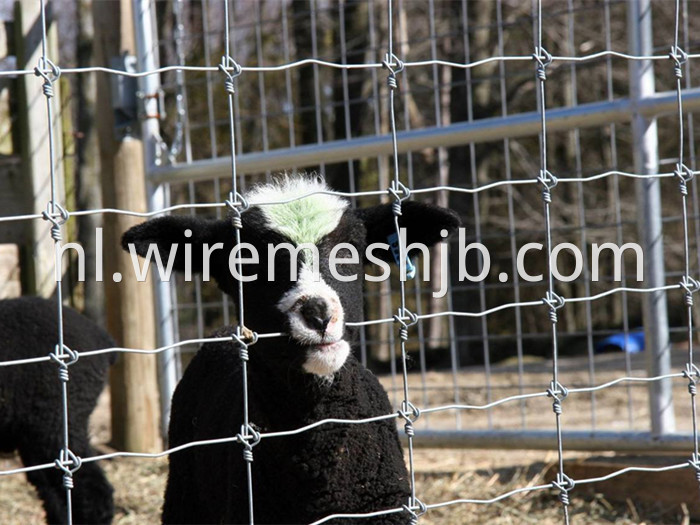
[
  {"left": 225, "top": 191, "right": 249, "bottom": 229},
  {"left": 382, "top": 53, "right": 404, "bottom": 89},
  {"left": 232, "top": 327, "right": 258, "bottom": 362},
  {"left": 537, "top": 170, "right": 558, "bottom": 203},
  {"left": 237, "top": 424, "right": 261, "bottom": 463},
  {"left": 680, "top": 276, "right": 700, "bottom": 306},
  {"left": 543, "top": 292, "right": 565, "bottom": 323},
  {"left": 34, "top": 57, "right": 61, "bottom": 99},
  {"left": 393, "top": 307, "right": 418, "bottom": 341},
  {"left": 547, "top": 380, "right": 569, "bottom": 415},
  {"left": 551, "top": 473, "right": 575, "bottom": 506},
  {"left": 533, "top": 47, "right": 553, "bottom": 81},
  {"left": 54, "top": 448, "right": 81, "bottom": 490},
  {"left": 219, "top": 56, "right": 242, "bottom": 95},
  {"left": 675, "top": 163, "right": 694, "bottom": 196},
  {"left": 49, "top": 344, "right": 79, "bottom": 383},
  {"left": 670, "top": 46, "right": 688, "bottom": 79},
  {"left": 399, "top": 400, "right": 421, "bottom": 437},
  {"left": 41, "top": 202, "right": 70, "bottom": 242},
  {"left": 683, "top": 363, "right": 700, "bottom": 396},
  {"left": 689, "top": 453, "right": 700, "bottom": 483},
  {"left": 402, "top": 496, "right": 427, "bottom": 524},
  {"left": 387, "top": 180, "right": 411, "bottom": 217}
]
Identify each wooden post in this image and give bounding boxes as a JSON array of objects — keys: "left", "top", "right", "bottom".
[
  {"left": 0, "top": 9, "right": 24, "bottom": 299},
  {"left": 0, "top": 244, "right": 21, "bottom": 299},
  {"left": 15, "top": 0, "right": 65, "bottom": 297},
  {"left": 93, "top": 0, "right": 162, "bottom": 453},
  {"left": 0, "top": 13, "right": 12, "bottom": 157}
]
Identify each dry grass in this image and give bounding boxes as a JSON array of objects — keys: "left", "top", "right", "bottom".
[
  {"left": 411, "top": 449, "right": 690, "bottom": 524},
  {"left": 1, "top": 449, "right": 689, "bottom": 524},
  {"left": 1, "top": 349, "right": 698, "bottom": 524}
]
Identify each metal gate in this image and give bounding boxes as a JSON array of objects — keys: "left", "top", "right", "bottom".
[{"left": 136, "top": 0, "right": 700, "bottom": 454}]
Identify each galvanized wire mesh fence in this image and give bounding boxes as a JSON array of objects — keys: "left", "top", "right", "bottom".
[{"left": 2, "top": 0, "right": 700, "bottom": 523}]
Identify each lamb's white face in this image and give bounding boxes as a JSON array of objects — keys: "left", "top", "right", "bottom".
[
  {"left": 250, "top": 177, "right": 352, "bottom": 378},
  {"left": 276, "top": 266, "right": 350, "bottom": 376},
  {"left": 123, "top": 175, "right": 461, "bottom": 381}
]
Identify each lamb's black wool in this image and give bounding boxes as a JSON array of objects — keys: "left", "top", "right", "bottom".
[
  {"left": 123, "top": 177, "right": 460, "bottom": 524},
  {"left": 0, "top": 296, "right": 116, "bottom": 525},
  {"left": 166, "top": 339, "right": 409, "bottom": 524}
]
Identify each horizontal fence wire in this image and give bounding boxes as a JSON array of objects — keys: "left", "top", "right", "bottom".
[
  {"left": 0, "top": 284, "right": 685, "bottom": 368},
  {"left": 0, "top": 170, "right": 690, "bottom": 223},
  {"left": 2, "top": 0, "right": 700, "bottom": 523},
  {"left": 0, "top": 370, "right": 689, "bottom": 471},
  {"left": 4, "top": 49, "right": 700, "bottom": 80}
]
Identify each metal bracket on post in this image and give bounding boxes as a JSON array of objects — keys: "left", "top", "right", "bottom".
[
  {"left": 109, "top": 53, "right": 138, "bottom": 138},
  {"left": 136, "top": 86, "right": 166, "bottom": 122}
]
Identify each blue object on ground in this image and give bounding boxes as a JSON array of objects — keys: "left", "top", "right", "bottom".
[{"left": 595, "top": 330, "right": 645, "bottom": 353}]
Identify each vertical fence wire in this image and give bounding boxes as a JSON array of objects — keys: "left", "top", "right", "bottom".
[
  {"left": 672, "top": 0, "right": 700, "bottom": 489},
  {"left": 533, "top": 1, "right": 572, "bottom": 522},
  {"left": 397, "top": 0, "right": 432, "bottom": 428},
  {"left": 368, "top": 0, "right": 398, "bottom": 408},
  {"left": 220, "top": 2, "right": 256, "bottom": 523},
  {"left": 36, "top": 0, "right": 78, "bottom": 522},
  {"left": 385, "top": 0, "right": 421, "bottom": 520},
  {"left": 8, "top": 1, "right": 700, "bottom": 523},
  {"left": 389, "top": 0, "right": 435, "bottom": 426}
]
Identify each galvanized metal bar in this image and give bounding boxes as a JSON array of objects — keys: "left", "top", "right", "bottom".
[
  {"left": 133, "top": 0, "right": 178, "bottom": 442},
  {"left": 410, "top": 430, "right": 696, "bottom": 452},
  {"left": 628, "top": 0, "right": 676, "bottom": 436},
  {"left": 149, "top": 86, "right": 700, "bottom": 184}
]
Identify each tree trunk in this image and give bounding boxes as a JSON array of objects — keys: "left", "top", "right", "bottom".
[
  {"left": 428, "top": 56, "right": 451, "bottom": 350},
  {"left": 326, "top": 0, "right": 368, "bottom": 192},
  {"left": 292, "top": 0, "right": 318, "bottom": 151},
  {"left": 76, "top": 0, "right": 105, "bottom": 324}
]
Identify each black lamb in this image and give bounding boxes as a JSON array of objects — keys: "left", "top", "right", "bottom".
[
  {"left": 0, "top": 296, "right": 116, "bottom": 524},
  {"left": 123, "top": 177, "right": 460, "bottom": 524}
]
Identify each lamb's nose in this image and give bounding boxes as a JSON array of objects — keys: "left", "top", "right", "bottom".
[{"left": 300, "top": 298, "right": 331, "bottom": 333}]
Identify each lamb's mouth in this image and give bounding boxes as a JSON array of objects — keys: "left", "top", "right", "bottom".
[
  {"left": 301, "top": 339, "right": 351, "bottom": 376},
  {"left": 314, "top": 340, "right": 344, "bottom": 351}
]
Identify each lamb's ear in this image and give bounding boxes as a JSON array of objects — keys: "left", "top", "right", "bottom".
[
  {"left": 355, "top": 200, "right": 461, "bottom": 263},
  {"left": 121, "top": 215, "right": 234, "bottom": 274}
]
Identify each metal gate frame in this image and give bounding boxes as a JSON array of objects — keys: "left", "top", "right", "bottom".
[{"left": 134, "top": 0, "right": 698, "bottom": 451}]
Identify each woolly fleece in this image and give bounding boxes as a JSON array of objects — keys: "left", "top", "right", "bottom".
[{"left": 0, "top": 297, "right": 116, "bottom": 525}]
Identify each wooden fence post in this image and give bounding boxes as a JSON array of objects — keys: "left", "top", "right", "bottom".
[
  {"left": 15, "top": 0, "right": 64, "bottom": 297},
  {"left": 93, "top": 0, "right": 162, "bottom": 453}
]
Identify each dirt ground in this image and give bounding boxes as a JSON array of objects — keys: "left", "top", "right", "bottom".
[{"left": 2, "top": 347, "right": 699, "bottom": 524}]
